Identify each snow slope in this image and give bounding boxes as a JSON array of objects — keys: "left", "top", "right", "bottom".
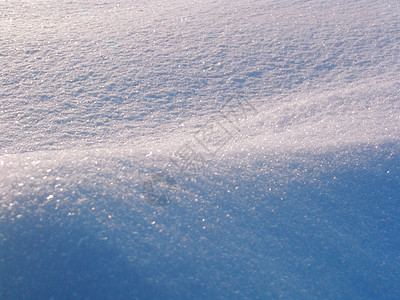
[{"left": 1, "top": 0, "right": 400, "bottom": 298}]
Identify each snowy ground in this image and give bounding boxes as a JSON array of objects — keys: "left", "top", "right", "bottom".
[{"left": 1, "top": 0, "right": 400, "bottom": 298}]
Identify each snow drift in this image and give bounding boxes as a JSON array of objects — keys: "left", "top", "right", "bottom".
[{"left": 1, "top": 0, "right": 399, "bottom": 298}]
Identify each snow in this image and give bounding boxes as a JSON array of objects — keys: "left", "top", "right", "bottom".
[{"left": 1, "top": 0, "right": 399, "bottom": 298}]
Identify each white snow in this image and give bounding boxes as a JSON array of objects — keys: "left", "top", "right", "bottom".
[{"left": 1, "top": 0, "right": 399, "bottom": 298}]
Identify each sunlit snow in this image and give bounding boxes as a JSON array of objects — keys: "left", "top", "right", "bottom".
[{"left": 1, "top": 0, "right": 399, "bottom": 298}]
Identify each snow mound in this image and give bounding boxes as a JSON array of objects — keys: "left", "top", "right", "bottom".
[{"left": 1, "top": 0, "right": 399, "bottom": 298}]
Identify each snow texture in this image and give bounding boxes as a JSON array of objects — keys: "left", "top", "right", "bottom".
[{"left": 1, "top": 0, "right": 400, "bottom": 298}]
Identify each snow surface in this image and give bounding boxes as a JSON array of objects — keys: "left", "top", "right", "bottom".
[{"left": 1, "top": 0, "right": 400, "bottom": 298}]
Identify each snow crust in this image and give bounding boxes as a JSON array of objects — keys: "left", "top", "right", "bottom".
[{"left": 1, "top": 0, "right": 399, "bottom": 298}]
